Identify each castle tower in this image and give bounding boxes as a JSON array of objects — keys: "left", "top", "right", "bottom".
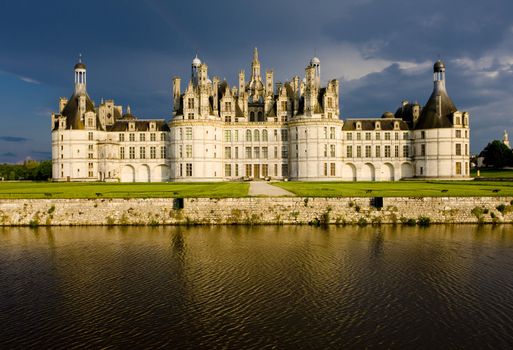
[
  {"left": 504, "top": 130, "right": 510, "bottom": 148},
  {"left": 251, "top": 47, "right": 261, "bottom": 81},
  {"left": 74, "top": 54, "right": 87, "bottom": 94},
  {"left": 191, "top": 54, "right": 201, "bottom": 86},
  {"left": 310, "top": 56, "right": 320, "bottom": 88},
  {"left": 172, "top": 77, "right": 181, "bottom": 113}
]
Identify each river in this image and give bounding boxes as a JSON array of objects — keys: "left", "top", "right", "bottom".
[{"left": 1, "top": 225, "right": 513, "bottom": 348}]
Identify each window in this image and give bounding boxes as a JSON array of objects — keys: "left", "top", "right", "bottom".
[
  {"left": 88, "top": 132, "right": 93, "bottom": 141},
  {"left": 187, "top": 98, "right": 194, "bottom": 109},
  {"left": 140, "top": 147, "right": 146, "bottom": 159},
  {"left": 245, "top": 164, "right": 252, "bottom": 177},
  {"left": 129, "top": 133, "right": 135, "bottom": 142},
  {"left": 421, "top": 144, "right": 426, "bottom": 156},
  {"left": 421, "top": 131, "right": 426, "bottom": 139},
  {"left": 274, "top": 129, "right": 278, "bottom": 141},
  {"left": 324, "top": 144, "right": 328, "bottom": 157},
  {"left": 375, "top": 145, "right": 381, "bottom": 157},
  {"left": 456, "top": 143, "right": 462, "bottom": 156},
  {"left": 330, "top": 163, "right": 335, "bottom": 176},
  {"left": 330, "top": 127, "right": 335, "bottom": 139},
  {"left": 324, "top": 163, "right": 328, "bottom": 176},
  {"left": 385, "top": 132, "right": 391, "bottom": 141},
  {"left": 150, "top": 133, "right": 156, "bottom": 141},
  {"left": 403, "top": 145, "right": 409, "bottom": 157},
  {"left": 140, "top": 133, "right": 146, "bottom": 142},
  {"left": 129, "top": 147, "right": 135, "bottom": 159},
  {"left": 395, "top": 145, "right": 399, "bottom": 157},
  {"left": 465, "top": 144, "right": 468, "bottom": 155},
  {"left": 274, "top": 164, "right": 278, "bottom": 176},
  {"left": 395, "top": 132, "right": 399, "bottom": 140},
  {"left": 330, "top": 144, "right": 336, "bottom": 157},
  {"left": 254, "top": 130, "right": 260, "bottom": 141},
  {"left": 281, "top": 130, "right": 288, "bottom": 141},
  {"left": 365, "top": 132, "right": 371, "bottom": 141},
  {"left": 385, "top": 145, "right": 391, "bottom": 157},
  {"left": 281, "top": 101, "right": 287, "bottom": 111},
  {"left": 455, "top": 116, "right": 461, "bottom": 124},
  {"left": 347, "top": 133, "right": 353, "bottom": 141},
  {"left": 87, "top": 117, "right": 93, "bottom": 127},
  {"left": 120, "top": 147, "right": 125, "bottom": 159},
  {"left": 225, "top": 147, "right": 231, "bottom": 159},
  {"left": 327, "top": 97, "right": 333, "bottom": 108},
  {"left": 357, "top": 145, "right": 362, "bottom": 157},
  {"left": 357, "top": 132, "right": 361, "bottom": 141},
  {"left": 88, "top": 162, "right": 93, "bottom": 169},
  {"left": 246, "top": 147, "right": 252, "bottom": 159},
  {"left": 179, "top": 164, "right": 183, "bottom": 177},
  {"left": 150, "top": 146, "right": 156, "bottom": 159},
  {"left": 235, "top": 164, "right": 239, "bottom": 177},
  {"left": 186, "top": 127, "right": 192, "bottom": 140},
  {"left": 160, "top": 133, "right": 166, "bottom": 141},
  {"left": 456, "top": 162, "right": 462, "bottom": 175},
  {"left": 365, "top": 145, "right": 371, "bottom": 158},
  {"left": 234, "top": 130, "right": 239, "bottom": 141},
  {"left": 262, "top": 164, "right": 268, "bottom": 177},
  {"left": 281, "top": 146, "right": 288, "bottom": 158},
  {"left": 254, "top": 147, "right": 260, "bottom": 158},
  {"left": 160, "top": 146, "right": 166, "bottom": 158},
  {"left": 456, "top": 130, "right": 462, "bottom": 138},
  {"left": 186, "top": 145, "right": 193, "bottom": 158},
  {"left": 246, "top": 130, "right": 252, "bottom": 142},
  {"left": 225, "top": 101, "right": 232, "bottom": 112},
  {"left": 347, "top": 145, "right": 353, "bottom": 158},
  {"left": 324, "top": 127, "right": 328, "bottom": 139},
  {"left": 225, "top": 164, "right": 232, "bottom": 177},
  {"left": 119, "top": 133, "right": 125, "bottom": 142},
  {"left": 376, "top": 132, "right": 381, "bottom": 141},
  {"left": 225, "top": 115, "right": 232, "bottom": 123},
  {"left": 179, "top": 145, "right": 183, "bottom": 158},
  {"left": 224, "top": 130, "right": 232, "bottom": 142},
  {"left": 186, "top": 163, "right": 192, "bottom": 176},
  {"left": 282, "top": 164, "right": 289, "bottom": 177},
  {"left": 234, "top": 147, "right": 239, "bottom": 159},
  {"left": 403, "top": 132, "right": 408, "bottom": 140},
  {"left": 258, "top": 111, "right": 263, "bottom": 120},
  {"left": 274, "top": 146, "right": 278, "bottom": 158},
  {"left": 250, "top": 111, "right": 255, "bottom": 121},
  {"left": 88, "top": 144, "right": 93, "bottom": 151},
  {"left": 262, "top": 147, "right": 268, "bottom": 159},
  {"left": 295, "top": 128, "right": 298, "bottom": 140},
  {"left": 88, "top": 171, "right": 94, "bottom": 178},
  {"left": 88, "top": 152, "right": 94, "bottom": 159},
  {"left": 262, "top": 129, "right": 268, "bottom": 141},
  {"left": 179, "top": 128, "right": 183, "bottom": 140}
]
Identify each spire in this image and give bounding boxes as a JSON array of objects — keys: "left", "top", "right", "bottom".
[
  {"left": 253, "top": 47, "right": 259, "bottom": 64},
  {"left": 127, "top": 105, "right": 131, "bottom": 115},
  {"left": 74, "top": 54, "right": 87, "bottom": 94}
]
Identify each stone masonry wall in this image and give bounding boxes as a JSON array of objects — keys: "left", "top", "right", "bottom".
[{"left": 1, "top": 197, "right": 513, "bottom": 226}]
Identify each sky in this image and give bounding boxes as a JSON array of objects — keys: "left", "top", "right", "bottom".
[{"left": 1, "top": 0, "right": 512, "bottom": 162}]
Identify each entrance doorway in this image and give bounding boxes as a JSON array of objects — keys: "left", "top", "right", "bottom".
[{"left": 254, "top": 164, "right": 260, "bottom": 179}]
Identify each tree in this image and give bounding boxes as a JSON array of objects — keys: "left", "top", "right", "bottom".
[{"left": 481, "top": 140, "right": 513, "bottom": 168}]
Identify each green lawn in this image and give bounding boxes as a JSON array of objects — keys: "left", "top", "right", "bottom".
[
  {"left": 0, "top": 182, "right": 249, "bottom": 199},
  {"left": 273, "top": 180, "right": 513, "bottom": 197},
  {"left": 471, "top": 168, "right": 513, "bottom": 178}
]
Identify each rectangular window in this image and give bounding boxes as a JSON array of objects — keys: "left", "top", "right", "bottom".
[
  {"left": 129, "top": 133, "right": 135, "bottom": 142},
  {"left": 129, "top": 147, "right": 135, "bottom": 159},
  {"left": 281, "top": 130, "right": 288, "bottom": 141},
  {"left": 456, "top": 143, "right": 462, "bottom": 156},
  {"left": 365, "top": 145, "right": 371, "bottom": 158},
  {"left": 235, "top": 146, "right": 239, "bottom": 159},
  {"left": 347, "top": 145, "right": 353, "bottom": 158},
  {"left": 120, "top": 147, "right": 125, "bottom": 159},
  {"left": 385, "top": 132, "right": 391, "bottom": 140},
  {"left": 347, "top": 133, "right": 353, "bottom": 141},
  {"left": 375, "top": 145, "right": 381, "bottom": 157},
  {"left": 395, "top": 145, "right": 399, "bottom": 157},
  {"left": 235, "top": 164, "right": 239, "bottom": 177},
  {"left": 281, "top": 101, "right": 287, "bottom": 111},
  {"left": 274, "top": 164, "right": 278, "bottom": 176},
  {"left": 187, "top": 98, "right": 194, "bottom": 109},
  {"left": 161, "top": 146, "right": 167, "bottom": 158},
  {"left": 330, "top": 144, "right": 336, "bottom": 157},
  {"left": 88, "top": 162, "right": 93, "bottom": 169},
  {"left": 376, "top": 132, "right": 381, "bottom": 141},
  {"left": 88, "top": 144, "right": 93, "bottom": 151},
  {"left": 186, "top": 145, "right": 193, "bottom": 158},
  {"left": 403, "top": 145, "right": 409, "bottom": 157},
  {"left": 324, "top": 163, "right": 328, "bottom": 176},
  {"left": 403, "top": 132, "right": 408, "bottom": 140},
  {"left": 324, "top": 127, "right": 328, "bottom": 139},
  {"left": 365, "top": 132, "right": 371, "bottom": 141},
  {"left": 186, "top": 127, "right": 192, "bottom": 140},
  {"left": 274, "top": 129, "right": 278, "bottom": 141},
  {"left": 140, "top": 133, "right": 146, "bottom": 142},
  {"left": 385, "top": 145, "right": 391, "bottom": 157},
  {"left": 160, "top": 133, "right": 166, "bottom": 141},
  {"left": 395, "top": 132, "right": 399, "bottom": 140},
  {"left": 456, "top": 130, "right": 461, "bottom": 138},
  {"left": 262, "top": 147, "right": 268, "bottom": 159},
  {"left": 456, "top": 162, "right": 462, "bottom": 175},
  {"left": 274, "top": 146, "right": 278, "bottom": 158},
  {"left": 224, "top": 130, "right": 232, "bottom": 142},
  {"left": 357, "top": 145, "right": 362, "bottom": 158},
  {"left": 225, "top": 164, "right": 232, "bottom": 177},
  {"left": 225, "top": 101, "right": 232, "bottom": 112},
  {"left": 150, "top": 146, "right": 156, "bottom": 159},
  {"left": 88, "top": 171, "right": 94, "bottom": 178},
  {"left": 281, "top": 146, "right": 288, "bottom": 158},
  {"left": 330, "top": 163, "right": 336, "bottom": 176},
  {"left": 179, "top": 145, "right": 183, "bottom": 158},
  {"left": 245, "top": 164, "right": 252, "bottom": 177},
  {"left": 262, "top": 164, "right": 269, "bottom": 177},
  {"left": 330, "top": 127, "right": 335, "bottom": 139},
  {"left": 421, "top": 144, "right": 426, "bottom": 156},
  {"left": 465, "top": 144, "right": 468, "bottom": 155},
  {"left": 234, "top": 130, "right": 239, "bottom": 141},
  {"left": 140, "top": 147, "right": 146, "bottom": 159},
  {"left": 246, "top": 147, "right": 252, "bottom": 159},
  {"left": 225, "top": 146, "right": 231, "bottom": 159},
  {"left": 324, "top": 144, "right": 328, "bottom": 157},
  {"left": 186, "top": 163, "right": 192, "bottom": 176},
  {"left": 421, "top": 131, "right": 426, "bottom": 139},
  {"left": 150, "top": 133, "right": 156, "bottom": 141},
  {"left": 357, "top": 132, "right": 361, "bottom": 141},
  {"left": 88, "top": 132, "right": 93, "bottom": 141},
  {"left": 282, "top": 164, "right": 289, "bottom": 177},
  {"left": 119, "top": 133, "right": 125, "bottom": 142}
]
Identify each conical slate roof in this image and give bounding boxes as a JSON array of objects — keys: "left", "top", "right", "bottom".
[
  {"left": 61, "top": 92, "right": 95, "bottom": 130},
  {"left": 415, "top": 82, "right": 457, "bottom": 129}
]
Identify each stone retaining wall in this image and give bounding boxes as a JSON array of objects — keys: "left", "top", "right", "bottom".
[{"left": 1, "top": 197, "right": 513, "bottom": 226}]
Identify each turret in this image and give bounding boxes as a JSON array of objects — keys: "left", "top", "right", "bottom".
[
  {"left": 251, "top": 47, "right": 261, "bottom": 80},
  {"left": 265, "top": 70, "right": 274, "bottom": 96},
  {"left": 238, "top": 70, "right": 245, "bottom": 94},
  {"left": 74, "top": 54, "right": 87, "bottom": 94},
  {"left": 191, "top": 54, "right": 201, "bottom": 86},
  {"left": 172, "top": 77, "right": 181, "bottom": 112}
]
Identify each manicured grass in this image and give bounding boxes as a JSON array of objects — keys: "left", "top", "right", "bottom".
[
  {"left": 273, "top": 180, "right": 513, "bottom": 197},
  {"left": 471, "top": 168, "right": 513, "bottom": 178},
  {"left": 0, "top": 182, "right": 249, "bottom": 199}
]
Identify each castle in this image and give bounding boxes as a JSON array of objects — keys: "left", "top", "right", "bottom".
[{"left": 51, "top": 49, "right": 470, "bottom": 182}]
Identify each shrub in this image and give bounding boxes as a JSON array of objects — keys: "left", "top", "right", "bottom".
[
  {"left": 417, "top": 216, "right": 431, "bottom": 226},
  {"left": 471, "top": 206, "right": 484, "bottom": 218},
  {"left": 496, "top": 204, "right": 506, "bottom": 214},
  {"left": 400, "top": 217, "right": 416, "bottom": 226},
  {"left": 47, "top": 205, "right": 55, "bottom": 214},
  {"left": 357, "top": 217, "right": 368, "bottom": 226}
]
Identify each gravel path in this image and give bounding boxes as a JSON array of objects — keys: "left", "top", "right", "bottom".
[{"left": 248, "top": 182, "right": 296, "bottom": 197}]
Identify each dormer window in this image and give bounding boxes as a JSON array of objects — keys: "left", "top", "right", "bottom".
[
  {"left": 356, "top": 122, "right": 362, "bottom": 130},
  {"left": 394, "top": 122, "right": 399, "bottom": 130},
  {"left": 150, "top": 122, "right": 156, "bottom": 131},
  {"left": 129, "top": 122, "right": 135, "bottom": 131},
  {"left": 375, "top": 122, "right": 381, "bottom": 130}
]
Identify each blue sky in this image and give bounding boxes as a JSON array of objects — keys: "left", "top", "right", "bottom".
[{"left": 1, "top": 0, "right": 512, "bottom": 162}]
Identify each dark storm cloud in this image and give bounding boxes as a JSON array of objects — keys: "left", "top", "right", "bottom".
[
  {"left": 30, "top": 151, "right": 51, "bottom": 159},
  {"left": 0, "top": 136, "right": 29, "bottom": 142},
  {"left": 2, "top": 152, "right": 16, "bottom": 157}
]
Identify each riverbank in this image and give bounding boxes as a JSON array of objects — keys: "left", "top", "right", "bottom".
[{"left": 1, "top": 197, "right": 513, "bottom": 226}]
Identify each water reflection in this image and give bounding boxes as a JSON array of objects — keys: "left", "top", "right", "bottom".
[{"left": 0, "top": 225, "right": 513, "bottom": 348}]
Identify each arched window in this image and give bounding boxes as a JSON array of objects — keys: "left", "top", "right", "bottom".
[
  {"left": 246, "top": 129, "right": 252, "bottom": 142},
  {"left": 262, "top": 129, "right": 268, "bottom": 141},
  {"left": 254, "top": 129, "right": 260, "bottom": 141},
  {"left": 250, "top": 111, "right": 255, "bottom": 121},
  {"left": 258, "top": 111, "right": 263, "bottom": 120}
]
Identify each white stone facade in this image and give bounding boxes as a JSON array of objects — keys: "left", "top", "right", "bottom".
[{"left": 51, "top": 51, "right": 470, "bottom": 182}]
